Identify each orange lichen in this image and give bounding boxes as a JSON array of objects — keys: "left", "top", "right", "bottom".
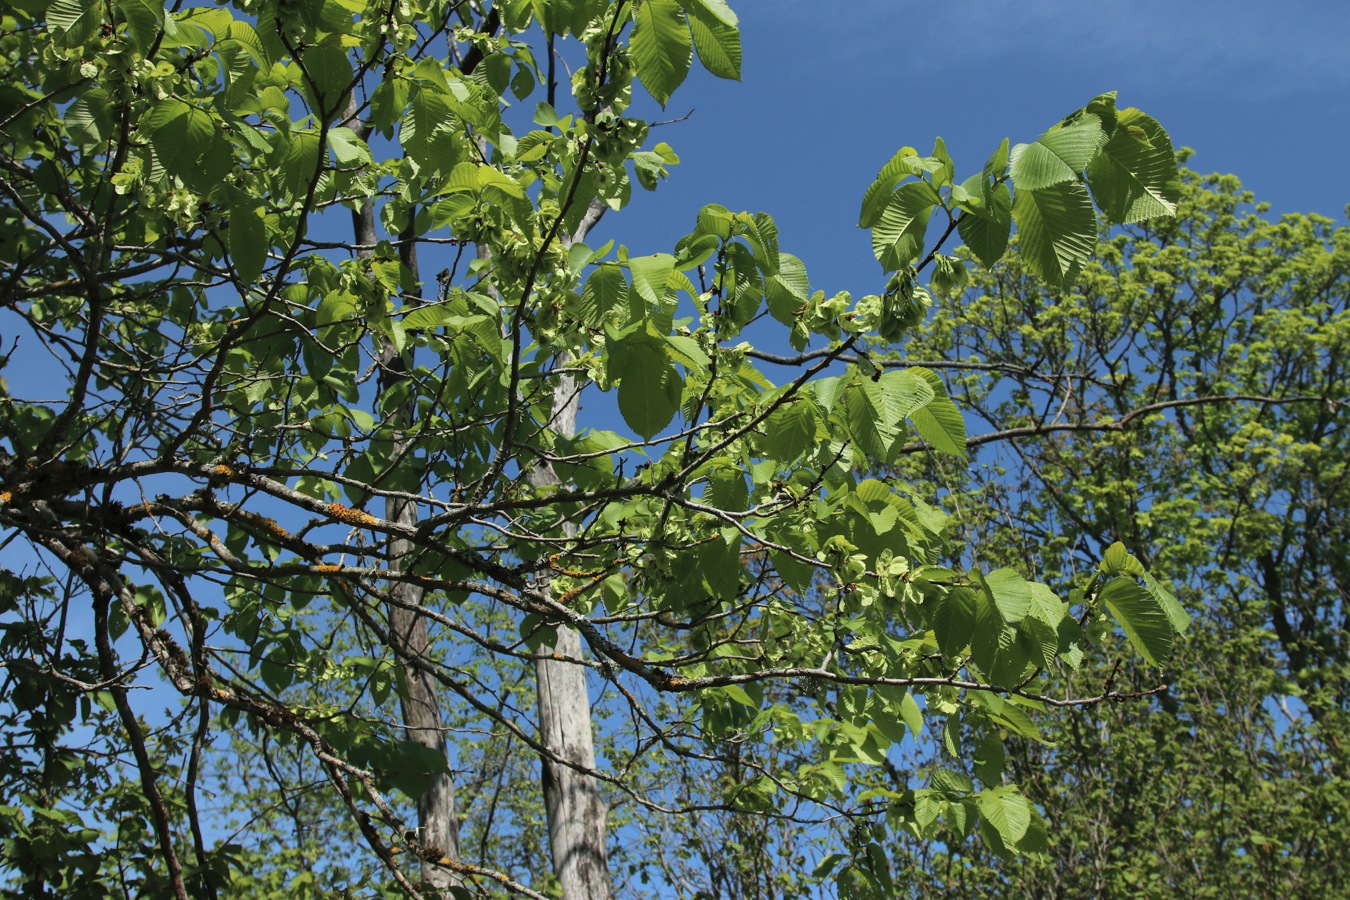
[
  {"left": 0, "top": 491, "right": 10, "bottom": 504},
  {"left": 212, "top": 464, "right": 234, "bottom": 479},
  {"left": 315, "top": 564, "right": 343, "bottom": 573},
  {"left": 241, "top": 511, "right": 291, "bottom": 539},
  {"left": 556, "top": 585, "right": 586, "bottom": 607},
  {"left": 326, "top": 503, "right": 378, "bottom": 527},
  {"left": 547, "top": 552, "right": 602, "bottom": 578}
]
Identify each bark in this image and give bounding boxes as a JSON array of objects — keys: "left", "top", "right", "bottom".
[
  {"left": 526, "top": 366, "right": 612, "bottom": 899},
  {"left": 352, "top": 192, "right": 462, "bottom": 892},
  {"left": 387, "top": 516, "right": 464, "bottom": 891}
]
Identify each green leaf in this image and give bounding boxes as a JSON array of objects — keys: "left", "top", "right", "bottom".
[
  {"left": 229, "top": 198, "right": 267, "bottom": 285},
  {"left": 859, "top": 145, "right": 920, "bottom": 227},
  {"left": 1086, "top": 107, "right": 1180, "bottom": 223},
  {"left": 765, "top": 252, "right": 809, "bottom": 325},
  {"left": 611, "top": 339, "right": 683, "bottom": 439},
  {"left": 977, "top": 787, "right": 1032, "bottom": 844},
  {"left": 682, "top": 0, "right": 741, "bottom": 80},
  {"left": 900, "top": 691, "right": 924, "bottom": 738},
  {"left": 116, "top": 0, "right": 163, "bottom": 53},
  {"left": 65, "top": 89, "right": 114, "bottom": 147},
  {"left": 1011, "top": 180, "right": 1096, "bottom": 286},
  {"left": 1099, "top": 576, "right": 1174, "bottom": 666},
  {"left": 48, "top": 0, "right": 103, "bottom": 46},
  {"left": 144, "top": 100, "right": 220, "bottom": 180},
  {"left": 932, "top": 586, "right": 978, "bottom": 658},
  {"left": 627, "top": 253, "right": 675, "bottom": 307},
  {"left": 631, "top": 0, "right": 692, "bottom": 107},
  {"left": 1144, "top": 571, "right": 1190, "bottom": 635},
  {"left": 278, "top": 130, "right": 323, "bottom": 199},
  {"left": 762, "top": 397, "right": 819, "bottom": 462},
  {"left": 1098, "top": 541, "right": 1145, "bottom": 577},
  {"left": 956, "top": 182, "right": 1011, "bottom": 268},
  {"left": 871, "top": 181, "right": 941, "bottom": 271},
  {"left": 580, "top": 263, "right": 630, "bottom": 324},
  {"left": 841, "top": 370, "right": 934, "bottom": 460},
  {"left": 980, "top": 568, "right": 1031, "bottom": 625},
  {"left": 327, "top": 127, "right": 371, "bottom": 166},
  {"left": 906, "top": 367, "right": 965, "bottom": 456},
  {"left": 1009, "top": 114, "right": 1104, "bottom": 191}
]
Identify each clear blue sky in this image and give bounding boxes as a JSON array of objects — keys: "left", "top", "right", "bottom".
[{"left": 601, "top": 0, "right": 1350, "bottom": 299}]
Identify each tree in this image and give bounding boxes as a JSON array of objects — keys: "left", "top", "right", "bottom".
[
  {"left": 0, "top": 0, "right": 1188, "bottom": 896},
  {"left": 873, "top": 166, "right": 1350, "bottom": 897}
]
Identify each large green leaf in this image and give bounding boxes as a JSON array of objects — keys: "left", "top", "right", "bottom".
[
  {"left": 115, "top": 0, "right": 163, "bottom": 53},
  {"left": 980, "top": 568, "right": 1031, "bottom": 625},
  {"left": 628, "top": 253, "right": 675, "bottom": 307},
  {"left": 631, "top": 0, "right": 692, "bottom": 107},
  {"left": 278, "top": 129, "right": 322, "bottom": 199},
  {"left": 682, "top": 0, "right": 740, "bottom": 80},
  {"left": 1011, "top": 180, "right": 1096, "bottom": 286},
  {"left": 765, "top": 252, "right": 809, "bottom": 326},
  {"left": 906, "top": 367, "right": 966, "bottom": 456},
  {"left": 977, "top": 787, "right": 1031, "bottom": 844},
  {"left": 839, "top": 370, "right": 934, "bottom": 461},
  {"left": 579, "top": 263, "right": 630, "bottom": 325},
  {"left": 932, "top": 586, "right": 978, "bottom": 658},
  {"left": 956, "top": 181, "right": 1011, "bottom": 268},
  {"left": 228, "top": 197, "right": 267, "bottom": 285},
  {"left": 144, "top": 100, "right": 221, "bottom": 181},
  {"left": 1099, "top": 576, "right": 1174, "bottom": 666},
  {"left": 65, "top": 89, "right": 114, "bottom": 147},
  {"left": 858, "top": 145, "right": 921, "bottom": 228},
  {"left": 48, "top": 0, "right": 103, "bottom": 46},
  {"left": 1008, "top": 114, "right": 1104, "bottom": 191},
  {"left": 762, "top": 397, "right": 819, "bottom": 463},
  {"left": 1086, "top": 107, "right": 1180, "bottom": 223},
  {"left": 871, "top": 181, "right": 940, "bottom": 271},
  {"left": 611, "top": 339, "right": 683, "bottom": 439}
]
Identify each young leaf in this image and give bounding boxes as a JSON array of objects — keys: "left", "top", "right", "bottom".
[
  {"left": 1086, "top": 107, "right": 1181, "bottom": 223},
  {"left": 906, "top": 367, "right": 966, "bottom": 456},
  {"left": 683, "top": 0, "right": 741, "bottom": 80},
  {"left": 871, "top": 181, "right": 940, "bottom": 271},
  {"left": 631, "top": 0, "right": 693, "bottom": 107},
  {"left": 956, "top": 182, "right": 1012, "bottom": 268},
  {"left": 1099, "top": 576, "right": 1174, "bottom": 666},
  {"left": 1010, "top": 181, "right": 1096, "bottom": 286}
]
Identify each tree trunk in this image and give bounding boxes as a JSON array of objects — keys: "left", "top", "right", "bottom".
[
  {"left": 387, "top": 518, "right": 463, "bottom": 891},
  {"left": 527, "top": 366, "right": 611, "bottom": 898},
  {"left": 527, "top": 209, "right": 612, "bottom": 898},
  {"left": 352, "top": 190, "right": 463, "bottom": 892},
  {"left": 535, "top": 625, "right": 611, "bottom": 897}
]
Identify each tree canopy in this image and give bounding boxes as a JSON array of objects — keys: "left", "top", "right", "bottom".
[
  {"left": 0, "top": 1, "right": 1211, "bottom": 897},
  {"left": 881, "top": 166, "right": 1350, "bottom": 898}
]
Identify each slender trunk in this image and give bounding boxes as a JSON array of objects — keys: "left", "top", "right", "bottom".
[
  {"left": 526, "top": 366, "right": 612, "bottom": 898},
  {"left": 352, "top": 192, "right": 462, "bottom": 892},
  {"left": 535, "top": 625, "right": 611, "bottom": 896}
]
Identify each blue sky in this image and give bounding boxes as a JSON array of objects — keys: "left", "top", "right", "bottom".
[{"left": 602, "top": 1, "right": 1350, "bottom": 299}]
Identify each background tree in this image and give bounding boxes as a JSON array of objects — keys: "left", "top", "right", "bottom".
[
  {"left": 0, "top": 0, "right": 1188, "bottom": 897},
  {"left": 877, "top": 166, "right": 1350, "bottom": 897}
]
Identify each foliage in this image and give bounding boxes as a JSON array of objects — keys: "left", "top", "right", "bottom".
[
  {"left": 0, "top": 0, "right": 1186, "bottom": 895},
  {"left": 879, "top": 168, "right": 1350, "bottom": 896}
]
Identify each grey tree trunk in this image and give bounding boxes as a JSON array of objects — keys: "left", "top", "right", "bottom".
[
  {"left": 352, "top": 190, "right": 462, "bottom": 893},
  {"left": 387, "top": 516, "right": 463, "bottom": 891},
  {"left": 526, "top": 365, "right": 612, "bottom": 899}
]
